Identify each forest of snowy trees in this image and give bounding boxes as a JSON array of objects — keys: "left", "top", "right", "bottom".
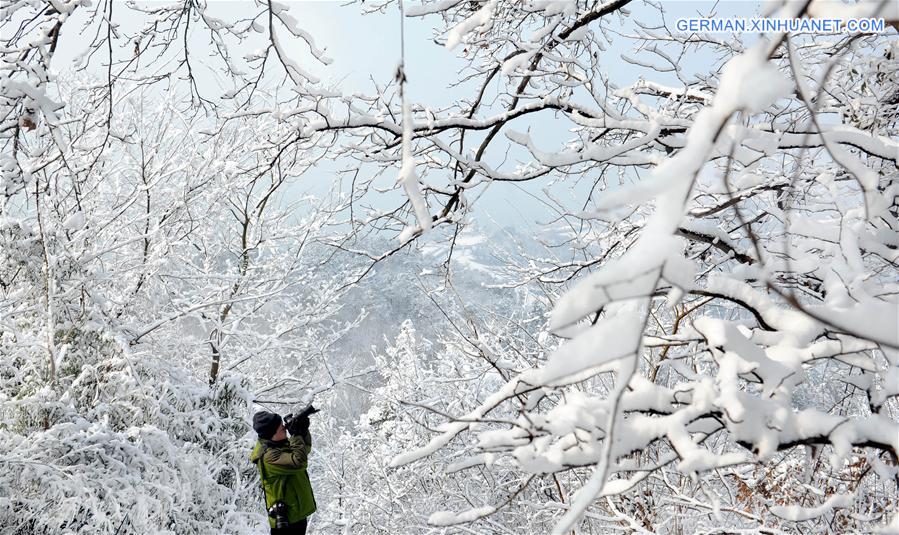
[{"left": 2, "top": 0, "right": 897, "bottom": 533}]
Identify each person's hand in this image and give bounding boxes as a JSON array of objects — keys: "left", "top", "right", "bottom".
[{"left": 287, "top": 415, "right": 310, "bottom": 437}]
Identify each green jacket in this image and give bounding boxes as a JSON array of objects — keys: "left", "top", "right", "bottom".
[{"left": 250, "top": 432, "right": 317, "bottom": 527}]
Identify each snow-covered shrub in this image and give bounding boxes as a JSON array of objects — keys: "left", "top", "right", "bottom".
[{"left": 0, "top": 320, "right": 259, "bottom": 534}]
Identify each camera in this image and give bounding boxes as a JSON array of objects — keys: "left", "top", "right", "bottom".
[
  {"left": 267, "top": 500, "right": 289, "bottom": 529},
  {"left": 283, "top": 404, "right": 319, "bottom": 430}
]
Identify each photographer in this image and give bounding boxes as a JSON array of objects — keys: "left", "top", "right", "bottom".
[{"left": 250, "top": 406, "right": 318, "bottom": 535}]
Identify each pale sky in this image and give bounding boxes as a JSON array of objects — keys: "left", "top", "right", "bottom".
[{"left": 50, "top": 1, "right": 764, "bottom": 234}]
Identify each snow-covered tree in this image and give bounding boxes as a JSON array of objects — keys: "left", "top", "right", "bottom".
[
  {"left": 329, "top": 1, "right": 898, "bottom": 533},
  {"left": 0, "top": 78, "right": 348, "bottom": 533}
]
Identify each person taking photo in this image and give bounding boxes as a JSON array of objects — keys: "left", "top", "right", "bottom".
[{"left": 250, "top": 407, "right": 318, "bottom": 534}]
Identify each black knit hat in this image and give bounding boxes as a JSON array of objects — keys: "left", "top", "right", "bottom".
[{"left": 253, "top": 411, "right": 282, "bottom": 439}]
